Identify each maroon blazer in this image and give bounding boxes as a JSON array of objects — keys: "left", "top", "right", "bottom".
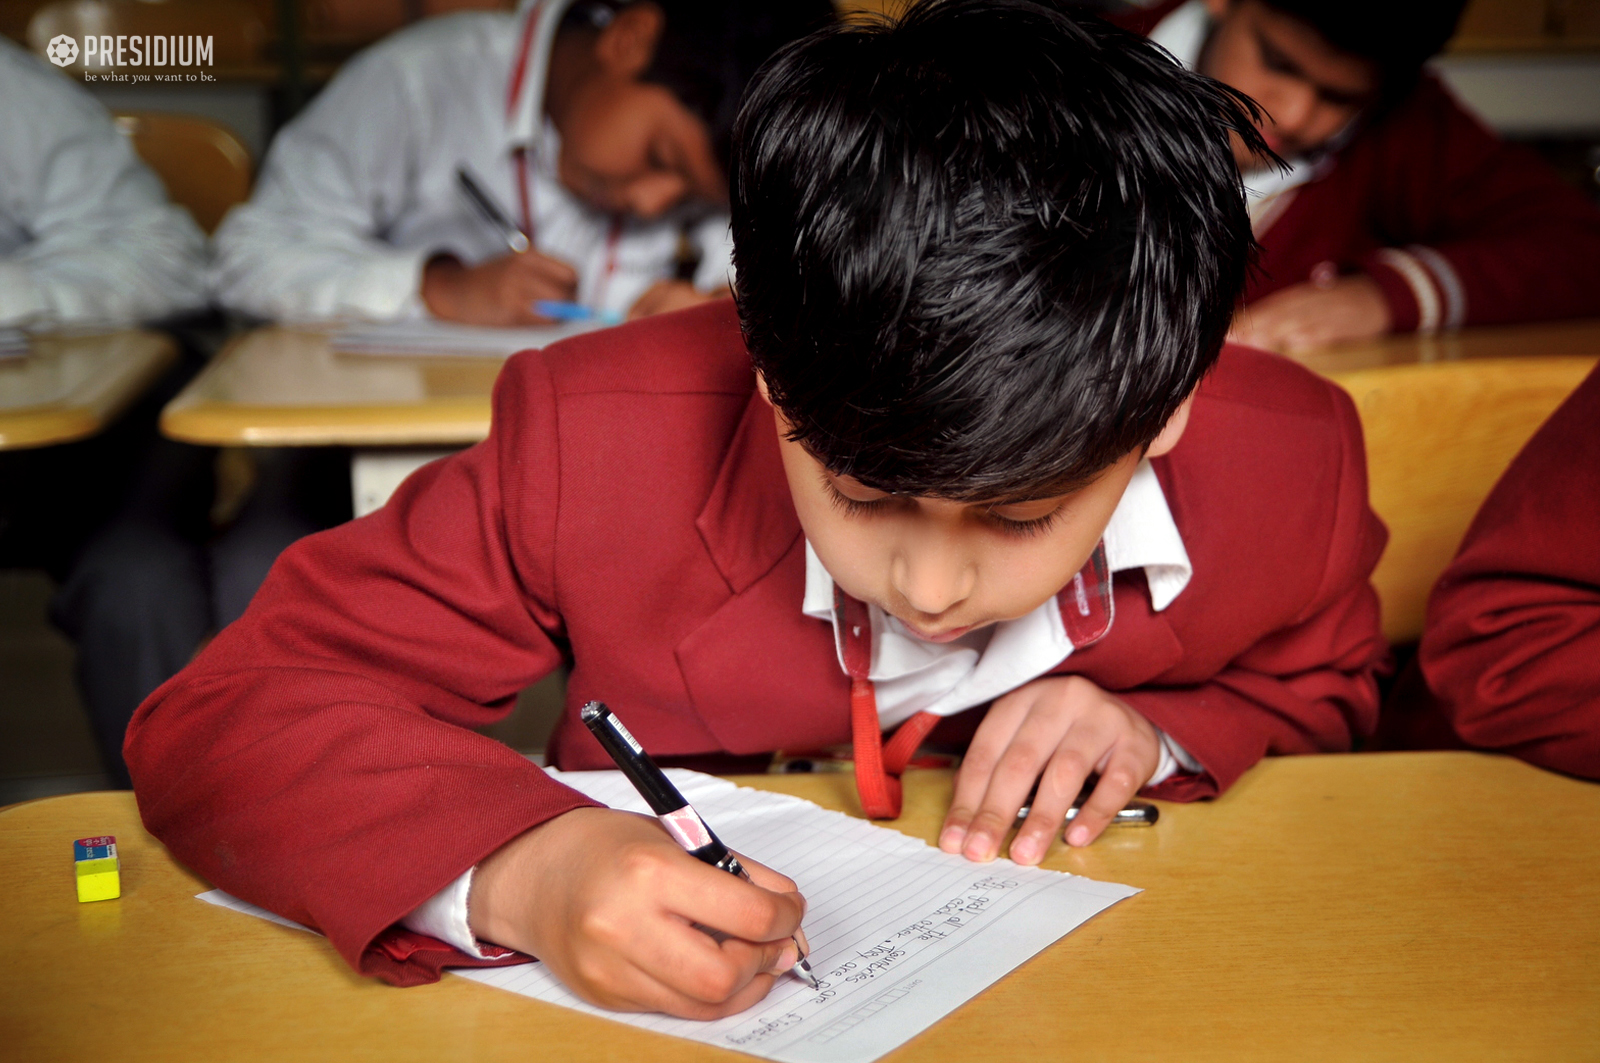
[
  {"left": 1116, "top": 2, "right": 1600, "bottom": 331},
  {"left": 126, "top": 302, "right": 1387, "bottom": 985},
  {"left": 1418, "top": 362, "right": 1600, "bottom": 779}
]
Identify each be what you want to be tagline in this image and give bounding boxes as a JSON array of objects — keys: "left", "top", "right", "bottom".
[{"left": 45, "top": 33, "right": 218, "bottom": 83}]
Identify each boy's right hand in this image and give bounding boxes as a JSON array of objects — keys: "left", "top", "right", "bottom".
[
  {"left": 467, "top": 807, "right": 808, "bottom": 1018},
  {"left": 421, "top": 251, "right": 579, "bottom": 326}
]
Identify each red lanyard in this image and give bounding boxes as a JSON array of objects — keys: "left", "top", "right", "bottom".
[{"left": 836, "top": 542, "right": 1113, "bottom": 819}]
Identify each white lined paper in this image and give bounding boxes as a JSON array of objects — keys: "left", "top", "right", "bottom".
[{"left": 200, "top": 768, "right": 1138, "bottom": 1063}]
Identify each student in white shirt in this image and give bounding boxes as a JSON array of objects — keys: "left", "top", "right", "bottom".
[
  {"left": 212, "top": 0, "right": 833, "bottom": 325},
  {"left": 0, "top": 37, "right": 209, "bottom": 788},
  {"left": 0, "top": 37, "right": 206, "bottom": 326}
]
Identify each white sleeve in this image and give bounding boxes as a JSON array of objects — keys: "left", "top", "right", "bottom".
[
  {"left": 399, "top": 866, "right": 494, "bottom": 958},
  {"left": 209, "top": 42, "right": 435, "bottom": 323},
  {"left": 0, "top": 44, "right": 207, "bottom": 328},
  {"left": 688, "top": 212, "right": 735, "bottom": 294},
  {"left": 1146, "top": 728, "right": 1203, "bottom": 787}
]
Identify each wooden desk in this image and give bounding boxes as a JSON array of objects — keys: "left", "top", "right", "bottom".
[
  {"left": 160, "top": 328, "right": 505, "bottom": 447},
  {"left": 0, "top": 330, "right": 177, "bottom": 450},
  {"left": 163, "top": 319, "right": 1600, "bottom": 449},
  {"left": 2, "top": 753, "right": 1595, "bottom": 1061}
]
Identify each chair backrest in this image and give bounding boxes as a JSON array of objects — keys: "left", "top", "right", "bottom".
[
  {"left": 27, "top": 0, "right": 266, "bottom": 72},
  {"left": 1330, "top": 355, "right": 1598, "bottom": 644},
  {"left": 114, "top": 111, "right": 252, "bottom": 233}
]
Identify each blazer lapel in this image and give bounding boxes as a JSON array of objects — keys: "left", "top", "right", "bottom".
[{"left": 678, "top": 391, "right": 852, "bottom": 752}]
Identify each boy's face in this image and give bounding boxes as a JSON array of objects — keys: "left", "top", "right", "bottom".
[
  {"left": 1200, "top": 0, "right": 1379, "bottom": 168},
  {"left": 766, "top": 384, "right": 1191, "bottom": 641},
  {"left": 549, "top": 2, "right": 727, "bottom": 219},
  {"left": 556, "top": 78, "right": 727, "bottom": 219}
]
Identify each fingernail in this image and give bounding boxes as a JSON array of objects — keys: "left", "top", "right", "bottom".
[
  {"left": 1067, "top": 825, "right": 1090, "bottom": 847},
  {"left": 938, "top": 826, "right": 966, "bottom": 852},
  {"left": 1010, "top": 836, "right": 1040, "bottom": 865},
  {"left": 773, "top": 943, "right": 798, "bottom": 973},
  {"left": 963, "top": 832, "right": 995, "bottom": 862}
]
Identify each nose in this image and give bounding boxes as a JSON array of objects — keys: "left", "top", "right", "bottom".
[
  {"left": 889, "top": 527, "right": 976, "bottom": 619},
  {"left": 1267, "top": 81, "right": 1318, "bottom": 142}
]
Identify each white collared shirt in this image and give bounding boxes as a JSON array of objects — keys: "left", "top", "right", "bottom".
[
  {"left": 210, "top": 7, "right": 733, "bottom": 323},
  {"left": 802, "top": 459, "right": 1200, "bottom": 774},
  {"left": 0, "top": 38, "right": 207, "bottom": 327}
]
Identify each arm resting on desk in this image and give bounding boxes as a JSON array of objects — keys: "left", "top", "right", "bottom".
[
  {"left": 1419, "top": 363, "right": 1600, "bottom": 780},
  {"left": 126, "top": 353, "right": 602, "bottom": 985}
]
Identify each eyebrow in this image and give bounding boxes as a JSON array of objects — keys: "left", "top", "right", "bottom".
[{"left": 1253, "top": 27, "right": 1373, "bottom": 108}]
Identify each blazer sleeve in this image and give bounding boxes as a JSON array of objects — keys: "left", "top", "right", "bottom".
[
  {"left": 124, "top": 350, "right": 601, "bottom": 986},
  {"left": 1358, "top": 77, "right": 1600, "bottom": 331},
  {"left": 1418, "top": 364, "right": 1600, "bottom": 780},
  {"left": 1131, "top": 388, "right": 1390, "bottom": 800}
]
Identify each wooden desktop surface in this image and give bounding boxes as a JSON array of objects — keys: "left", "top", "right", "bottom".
[
  {"left": 160, "top": 327, "right": 505, "bottom": 447},
  {"left": 0, "top": 330, "right": 177, "bottom": 450},
  {"left": 2, "top": 753, "right": 1596, "bottom": 1062},
  {"left": 159, "top": 319, "right": 1600, "bottom": 448}
]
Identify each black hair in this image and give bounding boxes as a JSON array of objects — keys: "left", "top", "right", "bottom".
[
  {"left": 731, "top": 0, "right": 1265, "bottom": 501},
  {"left": 1262, "top": 0, "right": 1468, "bottom": 97},
  {"left": 560, "top": 0, "right": 837, "bottom": 168}
]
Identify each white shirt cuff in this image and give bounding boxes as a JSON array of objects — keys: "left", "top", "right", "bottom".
[
  {"left": 399, "top": 866, "right": 492, "bottom": 959},
  {"left": 0, "top": 260, "right": 49, "bottom": 327},
  {"left": 1146, "top": 729, "right": 1203, "bottom": 787}
]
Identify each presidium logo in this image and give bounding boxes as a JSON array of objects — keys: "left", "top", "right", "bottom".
[{"left": 46, "top": 32, "right": 217, "bottom": 82}]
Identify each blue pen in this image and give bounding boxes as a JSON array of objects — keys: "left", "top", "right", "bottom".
[{"left": 535, "top": 300, "right": 624, "bottom": 327}]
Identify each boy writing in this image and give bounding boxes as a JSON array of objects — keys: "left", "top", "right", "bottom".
[
  {"left": 1115, "top": 0, "right": 1600, "bottom": 353},
  {"left": 212, "top": 0, "right": 832, "bottom": 324},
  {"left": 129, "top": 0, "right": 1387, "bottom": 1019}
]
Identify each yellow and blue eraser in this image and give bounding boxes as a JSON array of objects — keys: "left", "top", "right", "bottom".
[{"left": 74, "top": 835, "right": 120, "bottom": 903}]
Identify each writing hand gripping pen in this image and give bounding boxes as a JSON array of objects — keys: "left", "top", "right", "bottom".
[{"left": 580, "top": 701, "right": 820, "bottom": 988}]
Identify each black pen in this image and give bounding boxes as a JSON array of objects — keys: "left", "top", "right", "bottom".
[
  {"left": 456, "top": 166, "right": 531, "bottom": 254},
  {"left": 580, "top": 700, "right": 820, "bottom": 989}
]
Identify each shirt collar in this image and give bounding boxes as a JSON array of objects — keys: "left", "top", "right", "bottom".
[
  {"left": 504, "top": 0, "right": 575, "bottom": 152},
  {"left": 802, "top": 457, "right": 1192, "bottom": 625}
]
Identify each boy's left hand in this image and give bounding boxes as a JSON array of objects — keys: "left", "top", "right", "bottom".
[
  {"left": 938, "top": 675, "right": 1160, "bottom": 866},
  {"left": 627, "top": 280, "right": 727, "bottom": 320},
  {"left": 1228, "top": 272, "right": 1391, "bottom": 354}
]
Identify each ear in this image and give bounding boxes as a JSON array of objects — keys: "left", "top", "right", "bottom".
[
  {"left": 593, "top": 1, "right": 665, "bottom": 80},
  {"left": 1145, "top": 396, "right": 1194, "bottom": 459}
]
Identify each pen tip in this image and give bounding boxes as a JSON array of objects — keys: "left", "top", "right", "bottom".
[{"left": 794, "top": 955, "right": 819, "bottom": 989}]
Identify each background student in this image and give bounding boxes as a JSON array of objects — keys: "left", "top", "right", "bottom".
[
  {"left": 211, "top": 0, "right": 834, "bottom": 325},
  {"left": 0, "top": 37, "right": 207, "bottom": 329},
  {"left": 56, "top": 0, "right": 830, "bottom": 789},
  {"left": 0, "top": 36, "right": 210, "bottom": 787},
  {"left": 129, "top": 0, "right": 1387, "bottom": 1013},
  {"left": 1111, "top": 0, "right": 1600, "bottom": 354},
  {"left": 1410, "top": 362, "right": 1600, "bottom": 780}
]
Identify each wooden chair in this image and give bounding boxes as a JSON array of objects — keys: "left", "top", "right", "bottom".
[
  {"left": 26, "top": 0, "right": 267, "bottom": 72},
  {"left": 113, "top": 111, "right": 252, "bottom": 233},
  {"left": 1330, "top": 355, "right": 1599, "bottom": 644}
]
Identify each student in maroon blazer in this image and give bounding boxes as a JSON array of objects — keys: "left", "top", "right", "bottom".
[
  {"left": 1112, "top": 0, "right": 1600, "bottom": 354},
  {"left": 126, "top": 2, "right": 1387, "bottom": 1016},
  {"left": 1417, "top": 362, "right": 1600, "bottom": 780}
]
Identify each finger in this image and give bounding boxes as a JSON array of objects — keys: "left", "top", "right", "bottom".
[
  {"left": 941, "top": 689, "right": 1036, "bottom": 853},
  {"left": 1006, "top": 743, "right": 1086, "bottom": 866},
  {"left": 1063, "top": 746, "right": 1147, "bottom": 847},
  {"left": 513, "top": 249, "right": 579, "bottom": 288},
  {"left": 577, "top": 949, "right": 783, "bottom": 1020},
  {"left": 659, "top": 858, "right": 805, "bottom": 944},
  {"left": 961, "top": 698, "right": 1098, "bottom": 863},
  {"left": 736, "top": 854, "right": 813, "bottom": 962},
  {"left": 621, "top": 913, "right": 798, "bottom": 1006}
]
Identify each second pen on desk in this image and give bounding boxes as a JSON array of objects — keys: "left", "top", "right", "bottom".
[{"left": 580, "top": 701, "right": 820, "bottom": 989}]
